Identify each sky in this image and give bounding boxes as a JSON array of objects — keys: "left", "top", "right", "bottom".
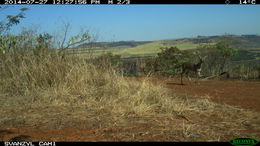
[{"left": 1, "top": 5, "right": 260, "bottom": 42}]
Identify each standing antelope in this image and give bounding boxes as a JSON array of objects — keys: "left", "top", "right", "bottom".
[{"left": 180, "top": 56, "right": 204, "bottom": 85}]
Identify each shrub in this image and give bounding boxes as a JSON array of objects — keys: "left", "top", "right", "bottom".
[{"left": 155, "top": 46, "right": 193, "bottom": 77}]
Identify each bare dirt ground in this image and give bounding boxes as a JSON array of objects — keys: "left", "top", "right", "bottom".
[
  {"left": 0, "top": 78, "right": 260, "bottom": 142},
  {"left": 163, "top": 78, "right": 260, "bottom": 113}
]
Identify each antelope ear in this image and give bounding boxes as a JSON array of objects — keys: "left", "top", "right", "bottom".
[{"left": 203, "top": 56, "right": 208, "bottom": 60}]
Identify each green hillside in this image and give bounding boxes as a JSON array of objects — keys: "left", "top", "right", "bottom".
[{"left": 70, "top": 35, "right": 260, "bottom": 58}]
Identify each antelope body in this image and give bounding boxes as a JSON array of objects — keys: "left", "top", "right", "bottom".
[{"left": 181, "top": 56, "right": 204, "bottom": 85}]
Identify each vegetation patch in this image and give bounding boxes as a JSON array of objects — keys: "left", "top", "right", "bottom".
[{"left": 0, "top": 52, "right": 260, "bottom": 141}]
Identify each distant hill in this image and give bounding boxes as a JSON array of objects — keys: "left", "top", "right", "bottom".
[
  {"left": 230, "top": 35, "right": 260, "bottom": 49},
  {"left": 160, "top": 35, "right": 260, "bottom": 49},
  {"left": 70, "top": 34, "right": 260, "bottom": 59},
  {"left": 77, "top": 41, "right": 151, "bottom": 48}
]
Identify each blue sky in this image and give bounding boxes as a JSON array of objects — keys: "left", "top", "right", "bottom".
[{"left": 1, "top": 5, "right": 260, "bottom": 42}]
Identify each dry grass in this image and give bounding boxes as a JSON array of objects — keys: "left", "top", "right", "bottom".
[{"left": 0, "top": 51, "right": 259, "bottom": 141}]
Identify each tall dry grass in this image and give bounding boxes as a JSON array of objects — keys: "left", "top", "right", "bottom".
[
  {"left": 1, "top": 51, "right": 259, "bottom": 117},
  {"left": 0, "top": 51, "right": 185, "bottom": 116},
  {"left": 0, "top": 50, "right": 234, "bottom": 116},
  {"left": 1, "top": 51, "right": 260, "bottom": 141}
]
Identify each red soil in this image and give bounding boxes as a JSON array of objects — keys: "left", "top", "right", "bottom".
[
  {"left": 1, "top": 78, "right": 259, "bottom": 142},
  {"left": 163, "top": 78, "right": 260, "bottom": 112}
]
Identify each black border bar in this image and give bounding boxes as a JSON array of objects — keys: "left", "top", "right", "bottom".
[
  {"left": 0, "top": 0, "right": 259, "bottom": 4},
  {"left": 0, "top": 142, "right": 233, "bottom": 146}
]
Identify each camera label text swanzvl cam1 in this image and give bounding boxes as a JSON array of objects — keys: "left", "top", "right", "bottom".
[{"left": 4, "top": 142, "right": 56, "bottom": 146}]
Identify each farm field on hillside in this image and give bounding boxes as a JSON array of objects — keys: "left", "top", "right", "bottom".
[{"left": 69, "top": 35, "right": 260, "bottom": 59}]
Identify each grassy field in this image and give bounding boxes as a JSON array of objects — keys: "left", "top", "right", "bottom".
[
  {"left": 71, "top": 35, "right": 260, "bottom": 58},
  {"left": 1, "top": 35, "right": 260, "bottom": 141},
  {"left": 0, "top": 51, "right": 259, "bottom": 141},
  {"left": 73, "top": 40, "right": 200, "bottom": 57}
]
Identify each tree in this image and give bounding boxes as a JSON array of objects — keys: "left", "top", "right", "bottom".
[
  {"left": 36, "top": 33, "right": 53, "bottom": 49},
  {"left": 55, "top": 22, "right": 97, "bottom": 59},
  {"left": 94, "top": 52, "right": 122, "bottom": 71},
  {"left": 215, "top": 41, "right": 238, "bottom": 73},
  {"left": 155, "top": 46, "right": 193, "bottom": 76},
  {"left": 0, "top": 7, "right": 28, "bottom": 54},
  {"left": 56, "top": 22, "right": 94, "bottom": 50},
  {"left": 198, "top": 37, "right": 239, "bottom": 76},
  {"left": 0, "top": 7, "right": 28, "bottom": 35}
]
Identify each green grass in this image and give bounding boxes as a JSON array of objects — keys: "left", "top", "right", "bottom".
[
  {"left": 114, "top": 41, "right": 198, "bottom": 55},
  {"left": 69, "top": 35, "right": 260, "bottom": 58},
  {"left": 73, "top": 41, "right": 200, "bottom": 58},
  {"left": 174, "top": 42, "right": 198, "bottom": 50},
  {"left": 115, "top": 41, "right": 164, "bottom": 55}
]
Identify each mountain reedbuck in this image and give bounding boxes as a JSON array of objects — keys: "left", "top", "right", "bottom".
[{"left": 180, "top": 56, "right": 205, "bottom": 85}]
